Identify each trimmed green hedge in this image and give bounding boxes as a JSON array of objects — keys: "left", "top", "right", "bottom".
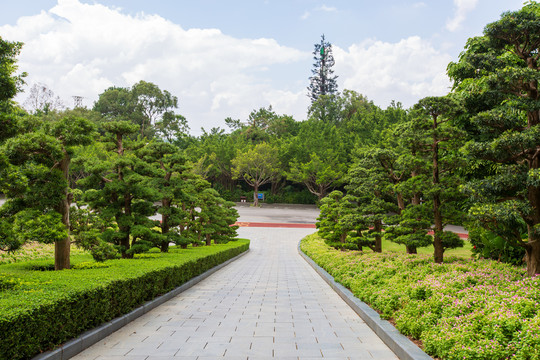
[{"left": 0, "top": 240, "right": 249, "bottom": 360}]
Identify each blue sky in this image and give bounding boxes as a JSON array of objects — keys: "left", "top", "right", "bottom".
[{"left": 0, "top": 0, "right": 524, "bottom": 133}]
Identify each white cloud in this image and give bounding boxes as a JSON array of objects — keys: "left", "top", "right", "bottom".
[
  {"left": 1, "top": 0, "right": 308, "bottom": 132},
  {"left": 446, "top": 0, "right": 479, "bottom": 32},
  {"left": 317, "top": 5, "right": 338, "bottom": 13},
  {"left": 333, "top": 36, "right": 452, "bottom": 107},
  {"left": 2, "top": 0, "right": 456, "bottom": 133}
]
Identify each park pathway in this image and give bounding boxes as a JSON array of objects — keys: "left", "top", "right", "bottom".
[{"left": 72, "top": 207, "right": 399, "bottom": 360}]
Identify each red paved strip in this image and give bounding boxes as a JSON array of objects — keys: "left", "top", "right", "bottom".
[{"left": 234, "top": 222, "right": 316, "bottom": 228}]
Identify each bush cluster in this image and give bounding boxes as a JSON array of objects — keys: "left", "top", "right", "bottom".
[
  {"left": 0, "top": 240, "right": 249, "bottom": 360},
  {"left": 300, "top": 234, "right": 540, "bottom": 360}
]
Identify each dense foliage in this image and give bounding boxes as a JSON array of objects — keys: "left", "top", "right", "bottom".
[
  {"left": 0, "top": 240, "right": 249, "bottom": 360},
  {"left": 301, "top": 234, "right": 540, "bottom": 360}
]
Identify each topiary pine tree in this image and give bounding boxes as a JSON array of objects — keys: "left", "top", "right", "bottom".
[
  {"left": 308, "top": 34, "right": 338, "bottom": 103},
  {"left": 447, "top": 2, "right": 540, "bottom": 276}
]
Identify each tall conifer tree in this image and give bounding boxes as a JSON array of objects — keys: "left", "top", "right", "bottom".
[{"left": 308, "top": 34, "right": 338, "bottom": 103}]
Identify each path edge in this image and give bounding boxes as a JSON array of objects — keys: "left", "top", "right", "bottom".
[
  {"left": 32, "top": 249, "right": 250, "bottom": 360},
  {"left": 298, "top": 242, "right": 432, "bottom": 360}
]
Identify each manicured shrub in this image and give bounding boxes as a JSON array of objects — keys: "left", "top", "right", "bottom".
[
  {"left": 0, "top": 240, "right": 249, "bottom": 360},
  {"left": 300, "top": 234, "right": 539, "bottom": 360}
]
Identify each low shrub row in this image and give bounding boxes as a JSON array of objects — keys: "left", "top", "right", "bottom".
[
  {"left": 0, "top": 240, "right": 249, "bottom": 360},
  {"left": 300, "top": 234, "right": 540, "bottom": 360}
]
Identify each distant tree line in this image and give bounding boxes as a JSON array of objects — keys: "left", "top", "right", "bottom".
[{"left": 2, "top": 2, "right": 540, "bottom": 277}]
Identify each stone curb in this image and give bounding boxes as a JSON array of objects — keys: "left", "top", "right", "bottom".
[
  {"left": 32, "top": 249, "right": 250, "bottom": 360},
  {"left": 298, "top": 243, "right": 432, "bottom": 360}
]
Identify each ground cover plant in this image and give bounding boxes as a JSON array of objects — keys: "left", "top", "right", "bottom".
[
  {"left": 0, "top": 239, "right": 249, "bottom": 360},
  {"left": 300, "top": 233, "right": 540, "bottom": 360}
]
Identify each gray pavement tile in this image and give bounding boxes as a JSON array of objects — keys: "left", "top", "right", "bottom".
[
  {"left": 127, "top": 346, "right": 179, "bottom": 356},
  {"left": 71, "top": 227, "right": 399, "bottom": 360},
  {"left": 198, "top": 342, "right": 229, "bottom": 356},
  {"left": 299, "top": 358, "right": 347, "bottom": 360},
  {"left": 110, "top": 340, "right": 160, "bottom": 349},
  {"left": 94, "top": 356, "right": 148, "bottom": 360},
  {"left": 248, "top": 357, "right": 298, "bottom": 360}
]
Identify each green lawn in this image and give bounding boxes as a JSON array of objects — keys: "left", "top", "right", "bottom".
[
  {"left": 380, "top": 238, "right": 473, "bottom": 259},
  {"left": 0, "top": 242, "right": 91, "bottom": 265}
]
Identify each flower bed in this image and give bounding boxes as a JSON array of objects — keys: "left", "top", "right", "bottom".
[
  {"left": 300, "top": 234, "right": 540, "bottom": 360},
  {"left": 0, "top": 240, "right": 249, "bottom": 360}
]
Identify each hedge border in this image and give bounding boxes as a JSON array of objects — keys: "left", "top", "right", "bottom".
[
  {"left": 298, "top": 240, "right": 432, "bottom": 360},
  {"left": 30, "top": 247, "right": 249, "bottom": 360}
]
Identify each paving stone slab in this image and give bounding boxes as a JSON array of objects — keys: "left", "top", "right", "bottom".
[{"left": 53, "top": 227, "right": 406, "bottom": 360}]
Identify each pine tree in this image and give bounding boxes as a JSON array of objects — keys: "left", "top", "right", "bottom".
[{"left": 308, "top": 34, "right": 338, "bottom": 103}]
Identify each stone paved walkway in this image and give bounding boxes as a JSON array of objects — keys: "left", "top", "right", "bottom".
[{"left": 72, "top": 227, "right": 398, "bottom": 360}]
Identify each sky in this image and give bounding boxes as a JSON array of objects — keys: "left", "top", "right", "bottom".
[{"left": 0, "top": 0, "right": 524, "bottom": 134}]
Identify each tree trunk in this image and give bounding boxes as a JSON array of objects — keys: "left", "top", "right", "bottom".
[
  {"left": 432, "top": 120, "right": 444, "bottom": 264},
  {"left": 160, "top": 198, "right": 170, "bottom": 252},
  {"left": 206, "top": 234, "right": 211, "bottom": 246},
  {"left": 406, "top": 245, "right": 418, "bottom": 254},
  {"left": 55, "top": 153, "right": 71, "bottom": 270},
  {"left": 253, "top": 184, "right": 259, "bottom": 206},
  {"left": 319, "top": 185, "right": 326, "bottom": 200},
  {"left": 396, "top": 192, "right": 405, "bottom": 214},
  {"left": 374, "top": 219, "right": 382, "bottom": 253},
  {"left": 524, "top": 239, "right": 540, "bottom": 277},
  {"left": 271, "top": 178, "right": 283, "bottom": 195},
  {"left": 411, "top": 150, "right": 421, "bottom": 206},
  {"left": 525, "top": 154, "right": 540, "bottom": 276},
  {"left": 119, "top": 193, "right": 132, "bottom": 258}
]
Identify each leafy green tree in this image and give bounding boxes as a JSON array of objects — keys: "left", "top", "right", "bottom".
[
  {"left": 338, "top": 91, "right": 406, "bottom": 148},
  {"left": 80, "top": 121, "right": 157, "bottom": 258},
  {"left": 0, "top": 37, "right": 26, "bottom": 103},
  {"left": 94, "top": 81, "right": 184, "bottom": 140},
  {"left": 1, "top": 115, "right": 95, "bottom": 269},
  {"left": 379, "top": 118, "right": 432, "bottom": 254},
  {"left": 93, "top": 86, "right": 134, "bottom": 121},
  {"left": 131, "top": 80, "right": 181, "bottom": 138},
  {"left": 287, "top": 119, "right": 347, "bottom": 199},
  {"left": 232, "top": 143, "right": 281, "bottom": 206},
  {"left": 139, "top": 141, "right": 191, "bottom": 252},
  {"left": 187, "top": 127, "right": 244, "bottom": 192},
  {"left": 317, "top": 191, "right": 359, "bottom": 248},
  {"left": 196, "top": 188, "right": 239, "bottom": 245},
  {"left": 448, "top": 1, "right": 540, "bottom": 276},
  {"left": 411, "top": 96, "right": 466, "bottom": 263},
  {"left": 307, "top": 94, "right": 343, "bottom": 124},
  {"left": 0, "top": 37, "right": 26, "bottom": 145},
  {"left": 308, "top": 34, "right": 338, "bottom": 103},
  {"left": 347, "top": 151, "right": 401, "bottom": 252}
]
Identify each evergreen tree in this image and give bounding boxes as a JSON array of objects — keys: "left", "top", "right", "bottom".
[
  {"left": 308, "top": 34, "right": 338, "bottom": 103},
  {"left": 448, "top": 1, "right": 540, "bottom": 276}
]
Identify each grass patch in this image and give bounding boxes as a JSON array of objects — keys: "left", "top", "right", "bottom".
[
  {"left": 380, "top": 237, "right": 473, "bottom": 258},
  {"left": 301, "top": 233, "right": 538, "bottom": 360},
  {"left": 0, "top": 240, "right": 249, "bottom": 360},
  {"left": 0, "top": 242, "right": 90, "bottom": 265}
]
